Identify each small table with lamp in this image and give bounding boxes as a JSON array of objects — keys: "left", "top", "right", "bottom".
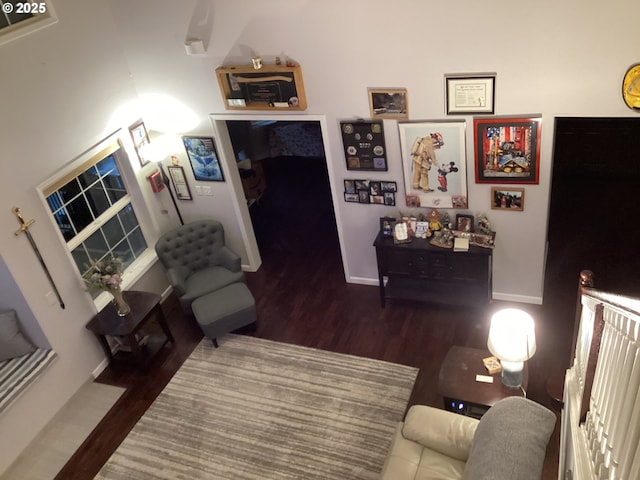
[
  {"left": 437, "top": 346, "right": 528, "bottom": 419},
  {"left": 438, "top": 308, "right": 536, "bottom": 419}
]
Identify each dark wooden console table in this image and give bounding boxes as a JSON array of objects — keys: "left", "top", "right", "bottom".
[
  {"left": 373, "top": 232, "right": 492, "bottom": 307},
  {"left": 85, "top": 290, "right": 174, "bottom": 370}
]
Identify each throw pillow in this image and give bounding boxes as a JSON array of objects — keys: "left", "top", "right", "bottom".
[
  {"left": 463, "top": 396, "right": 556, "bottom": 480},
  {"left": 0, "top": 310, "right": 36, "bottom": 362}
]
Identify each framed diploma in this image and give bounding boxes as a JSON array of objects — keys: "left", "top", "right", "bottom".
[
  {"left": 167, "top": 165, "right": 193, "bottom": 200},
  {"left": 445, "top": 74, "right": 496, "bottom": 115}
]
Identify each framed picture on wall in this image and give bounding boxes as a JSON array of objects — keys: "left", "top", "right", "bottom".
[
  {"left": 340, "top": 120, "right": 388, "bottom": 171},
  {"left": 474, "top": 116, "right": 541, "bottom": 184},
  {"left": 368, "top": 88, "right": 409, "bottom": 119},
  {"left": 445, "top": 74, "right": 496, "bottom": 115},
  {"left": 398, "top": 120, "right": 468, "bottom": 209},
  {"left": 182, "top": 136, "right": 225, "bottom": 182},
  {"left": 167, "top": 165, "right": 193, "bottom": 200},
  {"left": 491, "top": 187, "right": 525, "bottom": 211},
  {"left": 129, "top": 119, "right": 150, "bottom": 167}
]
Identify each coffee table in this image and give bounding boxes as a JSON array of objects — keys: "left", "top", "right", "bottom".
[
  {"left": 85, "top": 290, "right": 174, "bottom": 370},
  {"left": 438, "top": 345, "right": 528, "bottom": 418}
]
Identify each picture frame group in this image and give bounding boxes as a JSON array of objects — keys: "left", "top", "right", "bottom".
[{"left": 344, "top": 179, "right": 397, "bottom": 206}]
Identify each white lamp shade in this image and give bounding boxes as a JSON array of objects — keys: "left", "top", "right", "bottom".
[{"left": 487, "top": 308, "right": 536, "bottom": 362}]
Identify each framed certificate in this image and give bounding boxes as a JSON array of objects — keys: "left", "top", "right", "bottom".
[
  {"left": 167, "top": 165, "right": 193, "bottom": 200},
  {"left": 445, "top": 74, "right": 496, "bottom": 115}
]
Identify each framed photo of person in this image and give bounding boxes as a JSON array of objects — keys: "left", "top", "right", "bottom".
[{"left": 398, "top": 120, "right": 468, "bottom": 209}]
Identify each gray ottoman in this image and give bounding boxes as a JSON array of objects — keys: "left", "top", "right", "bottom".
[{"left": 191, "top": 282, "right": 256, "bottom": 347}]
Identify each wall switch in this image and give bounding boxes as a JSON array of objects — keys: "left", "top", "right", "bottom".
[
  {"left": 45, "top": 291, "right": 57, "bottom": 306},
  {"left": 203, "top": 186, "right": 213, "bottom": 196}
]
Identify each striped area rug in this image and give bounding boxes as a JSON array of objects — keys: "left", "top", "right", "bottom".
[{"left": 95, "top": 334, "right": 418, "bottom": 480}]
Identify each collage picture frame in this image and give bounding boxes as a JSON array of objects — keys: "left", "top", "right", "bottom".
[{"left": 344, "top": 179, "right": 397, "bottom": 206}]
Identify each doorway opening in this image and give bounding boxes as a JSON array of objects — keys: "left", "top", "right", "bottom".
[{"left": 225, "top": 119, "right": 342, "bottom": 275}]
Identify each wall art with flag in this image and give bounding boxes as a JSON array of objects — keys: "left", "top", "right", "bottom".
[{"left": 473, "top": 116, "right": 541, "bottom": 184}]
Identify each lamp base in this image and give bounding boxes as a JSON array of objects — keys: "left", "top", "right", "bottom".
[{"left": 500, "top": 360, "right": 524, "bottom": 389}]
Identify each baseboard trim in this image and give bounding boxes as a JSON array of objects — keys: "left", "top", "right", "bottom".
[
  {"left": 91, "top": 358, "right": 110, "bottom": 379},
  {"left": 492, "top": 292, "right": 543, "bottom": 305},
  {"left": 346, "top": 276, "right": 378, "bottom": 287},
  {"left": 346, "top": 276, "right": 543, "bottom": 305}
]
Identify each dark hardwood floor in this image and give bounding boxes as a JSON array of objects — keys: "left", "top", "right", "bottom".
[{"left": 56, "top": 156, "right": 570, "bottom": 480}]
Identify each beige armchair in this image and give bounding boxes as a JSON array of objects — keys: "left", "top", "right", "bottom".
[
  {"left": 155, "top": 220, "right": 245, "bottom": 314},
  {"left": 380, "top": 397, "right": 556, "bottom": 480}
]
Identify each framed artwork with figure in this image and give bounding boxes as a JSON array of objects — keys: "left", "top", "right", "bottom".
[
  {"left": 182, "top": 136, "right": 225, "bottom": 182},
  {"left": 398, "top": 120, "right": 468, "bottom": 209},
  {"left": 474, "top": 116, "right": 541, "bottom": 184}
]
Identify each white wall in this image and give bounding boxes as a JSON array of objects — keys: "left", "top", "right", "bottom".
[
  {"left": 107, "top": 0, "right": 639, "bottom": 302},
  {"left": 0, "top": 0, "right": 637, "bottom": 472},
  {"left": 0, "top": 0, "right": 175, "bottom": 473}
]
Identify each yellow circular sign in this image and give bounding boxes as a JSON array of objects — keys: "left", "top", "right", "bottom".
[{"left": 622, "top": 63, "right": 640, "bottom": 111}]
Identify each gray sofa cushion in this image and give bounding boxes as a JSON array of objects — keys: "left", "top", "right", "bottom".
[
  {"left": 0, "top": 310, "right": 36, "bottom": 362},
  {"left": 463, "top": 397, "right": 556, "bottom": 480}
]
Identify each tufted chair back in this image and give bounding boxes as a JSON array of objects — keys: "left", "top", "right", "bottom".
[
  {"left": 155, "top": 220, "right": 226, "bottom": 272},
  {"left": 154, "top": 219, "right": 245, "bottom": 313}
]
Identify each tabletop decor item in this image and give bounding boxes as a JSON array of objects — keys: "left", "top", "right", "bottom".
[{"left": 84, "top": 256, "right": 130, "bottom": 316}]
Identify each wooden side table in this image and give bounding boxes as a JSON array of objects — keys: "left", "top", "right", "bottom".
[
  {"left": 85, "top": 290, "right": 174, "bottom": 370},
  {"left": 438, "top": 345, "right": 528, "bottom": 418}
]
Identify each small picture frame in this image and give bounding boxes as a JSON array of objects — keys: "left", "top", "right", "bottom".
[
  {"left": 381, "top": 181, "right": 397, "bottom": 192},
  {"left": 455, "top": 214, "right": 475, "bottom": 232},
  {"left": 380, "top": 217, "right": 395, "bottom": 236},
  {"left": 358, "top": 190, "right": 371, "bottom": 203},
  {"left": 344, "top": 179, "right": 356, "bottom": 194},
  {"left": 183, "top": 136, "right": 225, "bottom": 182},
  {"left": 384, "top": 192, "right": 396, "bottom": 206},
  {"left": 491, "top": 187, "right": 525, "bottom": 211},
  {"left": 129, "top": 119, "right": 150, "bottom": 167},
  {"left": 368, "top": 88, "right": 409, "bottom": 119},
  {"left": 167, "top": 165, "right": 193, "bottom": 200},
  {"left": 344, "top": 192, "right": 359, "bottom": 202},
  {"left": 445, "top": 74, "right": 496, "bottom": 115}
]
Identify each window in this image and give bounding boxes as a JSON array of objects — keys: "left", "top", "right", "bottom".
[
  {"left": 0, "top": 1, "right": 57, "bottom": 46},
  {"left": 43, "top": 141, "right": 148, "bottom": 281}
]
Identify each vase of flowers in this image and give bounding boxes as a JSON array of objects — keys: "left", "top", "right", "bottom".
[{"left": 84, "top": 256, "right": 131, "bottom": 316}]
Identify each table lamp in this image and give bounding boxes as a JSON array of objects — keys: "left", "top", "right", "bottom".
[{"left": 487, "top": 308, "right": 536, "bottom": 388}]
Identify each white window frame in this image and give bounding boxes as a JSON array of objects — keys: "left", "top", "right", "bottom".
[
  {"left": 37, "top": 130, "right": 157, "bottom": 310},
  {"left": 0, "top": 0, "right": 57, "bottom": 46}
]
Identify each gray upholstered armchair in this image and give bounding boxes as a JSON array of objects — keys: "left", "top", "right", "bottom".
[{"left": 155, "top": 220, "right": 245, "bottom": 314}]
